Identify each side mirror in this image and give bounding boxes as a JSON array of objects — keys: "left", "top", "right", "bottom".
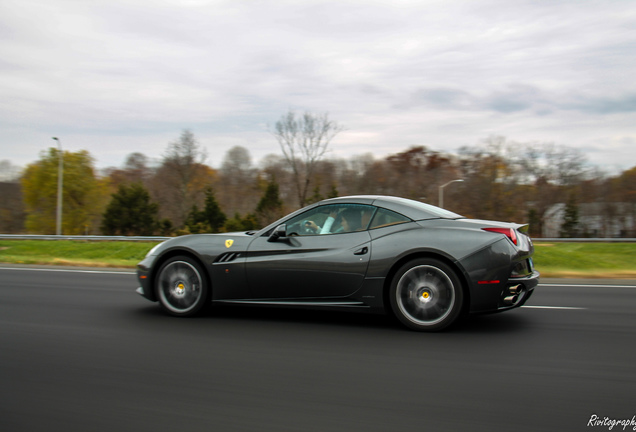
[{"left": 268, "top": 224, "right": 287, "bottom": 242}]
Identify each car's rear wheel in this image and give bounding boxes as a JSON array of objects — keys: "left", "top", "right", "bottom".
[
  {"left": 389, "top": 258, "right": 463, "bottom": 331},
  {"left": 156, "top": 256, "right": 209, "bottom": 317}
]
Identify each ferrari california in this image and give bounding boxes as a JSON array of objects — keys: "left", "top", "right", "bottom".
[{"left": 136, "top": 195, "right": 539, "bottom": 331}]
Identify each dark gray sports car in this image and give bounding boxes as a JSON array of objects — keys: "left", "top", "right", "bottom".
[{"left": 136, "top": 195, "right": 539, "bottom": 331}]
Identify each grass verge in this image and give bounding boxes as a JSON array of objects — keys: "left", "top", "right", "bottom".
[
  {"left": 0, "top": 239, "right": 634, "bottom": 278},
  {"left": 532, "top": 242, "right": 636, "bottom": 278},
  {"left": 0, "top": 240, "right": 159, "bottom": 268}
]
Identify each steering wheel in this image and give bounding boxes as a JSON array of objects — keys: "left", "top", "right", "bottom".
[{"left": 302, "top": 220, "right": 315, "bottom": 234}]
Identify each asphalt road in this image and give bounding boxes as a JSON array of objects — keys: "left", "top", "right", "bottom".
[{"left": 1, "top": 267, "right": 635, "bottom": 432}]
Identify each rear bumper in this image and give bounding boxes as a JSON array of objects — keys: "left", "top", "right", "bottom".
[
  {"left": 496, "top": 270, "right": 540, "bottom": 311},
  {"left": 469, "top": 270, "right": 540, "bottom": 314}
]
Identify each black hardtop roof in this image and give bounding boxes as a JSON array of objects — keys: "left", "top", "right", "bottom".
[{"left": 319, "top": 195, "right": 463, "bottom": 220}]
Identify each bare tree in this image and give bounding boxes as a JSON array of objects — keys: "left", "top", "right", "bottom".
[
  {"left": 162, "top": 129, "right": 208, "bottom": 184},
  {"left": 0, "top": 160, "right": 21, "bottom": 182},
  {"left": 218, "top": 146, "right": 257, "bottom": 216},
  {"left": 545, "top": 144, "right": 588, "bottom": 187},
  {"left": 457, "top": 138, "right": 524, "bottom": 221},
  {"left": 520, "top": 143, "right": 588, "bottom": 187},
  {"left": 272, "top": 110, "right": 344, "bottom": 207},
  {"left": 123, "top": 152, "right": 152, "bottom": 181},
  {"left": 149, "top": 130, "right": 213, "bottom": 227}
]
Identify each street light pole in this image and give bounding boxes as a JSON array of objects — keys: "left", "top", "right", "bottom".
[
  {"left": 438, "top": 179, "right": 463, "bottom": 209},
  {"left": 52, "top": 137, "right": 63, "bottom": 235}
]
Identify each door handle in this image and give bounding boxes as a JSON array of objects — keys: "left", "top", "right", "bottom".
[{"left": 354, "top": 247, "right": 368, "bottom": 255}]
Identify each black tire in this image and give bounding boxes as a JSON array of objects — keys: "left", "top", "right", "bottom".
[
  {"left": 389, "top": 258, "right": 464, "bottom": 331},
  {"left": 156, "top": 256, "right": 210, "bottom": 317}
]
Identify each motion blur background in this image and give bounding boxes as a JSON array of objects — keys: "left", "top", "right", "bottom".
[{"left": 1, "top": 0, "right": 634, "bottom": 237}]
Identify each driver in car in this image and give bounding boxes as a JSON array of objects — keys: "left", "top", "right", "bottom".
[
  {"left": 304, "top": 210, "right": 338, "bottom": 234},
  {"left": 305, "top": 209, "right": 363, "bottom": 234}
]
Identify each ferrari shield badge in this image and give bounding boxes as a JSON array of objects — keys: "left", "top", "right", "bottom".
[{"left": 225, "top": 239, "right": 234, "bottom": 248}]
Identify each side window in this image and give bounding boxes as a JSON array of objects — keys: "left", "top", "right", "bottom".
[
  {"left": 369, "top": 208, "right": 411, "bottom": 230},
  {"left": 285, "top": 205, "right": 337, "bottom": 236},
  {"left": 285, "top": 204, "right": 377, "bottom": 236}
]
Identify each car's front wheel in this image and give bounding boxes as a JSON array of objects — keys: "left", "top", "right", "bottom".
[
  {"left": 389, "top": 258, "right": 464, "bottom": 331},
  {"left": 156, "top": 256, "right": 209, "bottom": 317}
]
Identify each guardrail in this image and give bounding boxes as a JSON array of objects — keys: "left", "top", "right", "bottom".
[
  {"left": 0, "top": 235, "right": 171, "bottom": 241},
  {"left": 0, "top": 234, "right": 634, "bottom": 242},
  {"left": 535, "top": 238, "right": 636, "bottom": 243}
]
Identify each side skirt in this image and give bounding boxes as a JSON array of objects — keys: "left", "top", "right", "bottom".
[{"left": 215, "top": 299, "right": 368, "bottom": 308}]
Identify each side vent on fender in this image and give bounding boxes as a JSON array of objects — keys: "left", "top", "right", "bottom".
[{"left": 215, "top": 252, "right": 242, "bottom": 263}]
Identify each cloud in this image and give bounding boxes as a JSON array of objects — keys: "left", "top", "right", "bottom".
[
  {"left": 570, "top": 94, "right": 636, "bottom": 115},
  {"left": 0, "top": 0, "right": 635, "bottom": 172},
  {"left": 399, "top": 84, "right": 636, "bottom": 118}
]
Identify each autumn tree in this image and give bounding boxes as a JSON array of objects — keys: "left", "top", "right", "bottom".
[
  {"left": 519, "top": 143, "right": 589, "bottom": 234},
  {"left": 0, "top": 159, "right": 24, "bottom": 233},
  {"left": 300, "top": 158, "right": 345, "bottom": 203},
  {"left": 614, "top": 166, "right": 636, "bottom": 236},
  {"left": 103, "top": 152, "right": 153, "bottom": 190},
  {"left": 382, "top": 146, "right": 458, "bottom": 203},
  {"left": 615, "top": 166, "right": 636, "bottom": 203},
  {"left": 101, "top": 183, "right": 159, "bottom": 235},
  {"left": 21, "top": 148, "right": 106, "bottom": 234},
  {"left": 337, "top": 153, "right": 376, "bottom": 195},
  {"left": 0, "top": 183, "right": 24, "bottom": 233},
  {"left": 457, "top": 136, "right": 527, "bottom": 220},
  {"left": 583, "top": 166, "right": 636, "bottom": 237},
  {"left": 272, "top": 110, "right": 343, "bottom": 207}
]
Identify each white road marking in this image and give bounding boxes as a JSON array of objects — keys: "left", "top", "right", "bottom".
[
  {"left": 540, "top": 283, "right": 636, "bottom": 289},
  {"left": 0, "top": 267, "right": 134, "bottom": 275},
  {"left": 0, "top": 267, "right": 632, "bottom": 311}
]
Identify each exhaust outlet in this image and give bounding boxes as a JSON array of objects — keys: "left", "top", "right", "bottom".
[
  {"left": 501, "top": 284, "right": 524, "bottom": 306},
  {"left": 509, "top": 284, "right": 521, "bottom": 294},
  {"left": 503, "top": 295, "right": 519, "bottom": 306}
]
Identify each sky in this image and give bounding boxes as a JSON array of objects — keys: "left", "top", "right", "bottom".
[{"left": 1, "top": 0, "right": 635, "bottom": 175}]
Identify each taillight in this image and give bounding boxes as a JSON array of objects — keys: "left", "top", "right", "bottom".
[{"left": 483, "top": 227, "right": 518, "bottom": 245}]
